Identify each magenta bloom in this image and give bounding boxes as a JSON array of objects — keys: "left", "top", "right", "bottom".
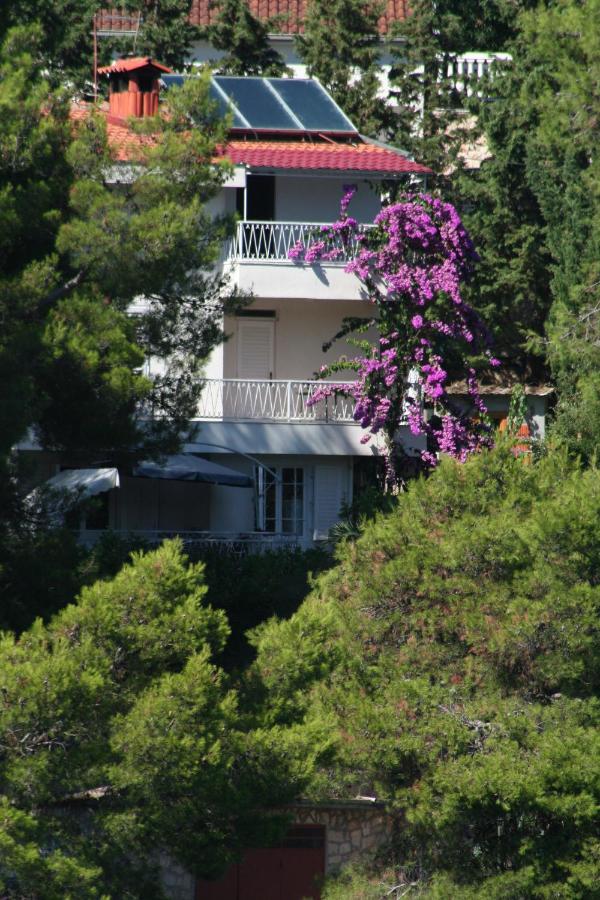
[{"left": 291, "top": 190, "right": 495, "bottom": 476}]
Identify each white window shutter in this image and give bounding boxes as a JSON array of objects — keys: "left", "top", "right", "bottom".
[
  {"left": 313, "top": 465, "right": 346, "bottom": 540},
  {"left": 237, "top": 319, "right": 274, "bottom": 380}
]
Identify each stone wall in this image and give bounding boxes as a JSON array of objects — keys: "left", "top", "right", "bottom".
[
  {"left": 287, "top": 801, "right": 392, "bottom": 873},
  {"left": 159, "top": 853, "right": 196, "bottom": 900},
  {"left": 160, "top": 800, "right": 392, "bottom": 898}
]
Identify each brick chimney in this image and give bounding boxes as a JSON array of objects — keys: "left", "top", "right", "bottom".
[{"left": 98, "top": 57, "right": 171, "bottom": 120}]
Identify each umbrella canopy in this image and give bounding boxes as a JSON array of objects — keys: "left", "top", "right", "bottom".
[
  {"left": 133, "top": 454, "right": 253, "bottom": 488},
  {"left": 40, "top": 468, "right": 120, "bottom": 497}
]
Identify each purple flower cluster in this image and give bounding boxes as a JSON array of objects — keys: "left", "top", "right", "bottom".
[{"left": 292, "top": 189, "right": 498, "bottom": 473}]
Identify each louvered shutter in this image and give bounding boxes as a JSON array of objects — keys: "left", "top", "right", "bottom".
[
  {"left": 313, "top": 465, "right": 346, "bottom": 540},
  {"left": 237, "top": 319, "right": 274, "bottom": 380}
]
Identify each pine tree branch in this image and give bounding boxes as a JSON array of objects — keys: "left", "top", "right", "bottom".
[{"left": 35, "top": 269, "right": 87, "bottom": 315}]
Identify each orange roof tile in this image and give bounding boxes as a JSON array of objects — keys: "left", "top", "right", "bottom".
[
  {"left": 226, "top": 139, "right": 431, "bottom": 174},
  {"left": 98, "top": 56, "right": 171, "bottom": 75},
  {"left": 97, "top": 1, "right": 409, "bottom": 36},
  {"left": 70, "top": 105, "right": 431, "bottom": 174},
  {"left": 70, "top": 104, "right": 159, "bottom": 162}
]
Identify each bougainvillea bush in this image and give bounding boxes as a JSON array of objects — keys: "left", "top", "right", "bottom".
[{"left": 290, "top": 189, "right": 499, "bottom": 475}]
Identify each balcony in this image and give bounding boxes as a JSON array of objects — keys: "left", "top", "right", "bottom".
[
  {"left": 448, "top": 52, "right": 512, "bottom": 96},
  {"left": 223, "top": 221, "right": 370, "bottom": 300},
  {"left": 80, "top": 530, "right": 302, "bottom": 555},
  {"left": 225, "top": 220, "right": 370, "bottom": 263},
  {"left": 196, "top": 378, "right": 355, "bottom": 423}
]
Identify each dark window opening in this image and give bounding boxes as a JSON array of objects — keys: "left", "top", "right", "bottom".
[{"left": 246, "top": 175, "right": 275, "bottom": 221}]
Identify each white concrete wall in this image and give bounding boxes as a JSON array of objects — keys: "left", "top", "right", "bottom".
[
  {"left": 204, "top": 453, "right": 353, "bottom": 544},
  {"left": 223, "top": 297, "right": 378, "bottom": 380},
  {"left": 274, "top": 176, "right": 381, "bottom": 224},
  {"left": 232, "top": 257, "right": 367, "bottom": 301}
]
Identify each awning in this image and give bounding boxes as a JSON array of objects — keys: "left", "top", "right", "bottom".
[
  {"left": 133, "top": 454, "right": 253, "bottom": 488},
  {"left": 42, "top": 468, "right": 120, "bottom": 497}
]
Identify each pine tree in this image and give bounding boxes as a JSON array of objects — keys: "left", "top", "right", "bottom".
[
  {"left": 0, "top": 541, "right": 322, "bottom": 893},
  {"left": 123, "top": 0, "right": 199, "bottom": 70},
  {"left": 0, "top": 0, "right": 101, "bottom": 87},
  {"left": 252, "top": 447, "right": 600, "bottom": 896},
  {"left": 0, "top": 1, "right": 198, "bottom": 89},
  {"left": 388, "top": 1, "right": 465, "bottom": 177},
  {"left": 454, "top": 57, "right": 553, "bottom": 374},
  {"left": 0, "top": 26, "right": 237, "bottom": 462},
  {"left": 205, "top": 0, "right": 288, "bottom": 76},
  {"left": 296, "top": 0, "right": 395, "bottom": 138}
]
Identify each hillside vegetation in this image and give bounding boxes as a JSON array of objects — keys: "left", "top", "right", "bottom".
[{"left": 251, "top": 446, "right": 600, "bottom": 897}]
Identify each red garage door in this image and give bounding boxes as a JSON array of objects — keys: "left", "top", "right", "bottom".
[{"left": 196, "top": 826, "right": 325, "bottom": 900}]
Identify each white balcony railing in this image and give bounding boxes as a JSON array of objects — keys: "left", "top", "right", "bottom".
[
  {"left": 196, "top": 378, "right": 356, "bottom": 423},
  {"left": 448, "top": 52, "right": 512, "bottom": 95},
  {"left": 225, "top": 221, "right": 371, "bottom": 262}
]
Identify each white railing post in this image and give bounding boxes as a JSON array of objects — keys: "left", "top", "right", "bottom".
[{"left": 286, "top": 380, "right": 292, "bottom": 421}]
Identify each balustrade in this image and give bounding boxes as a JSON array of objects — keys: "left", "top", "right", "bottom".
[
  {"left": 196, "top": 378, "right": 356, "bottom": 423},
  {"left": 225, "top": 221, "right": 371, "bottom": 262}
]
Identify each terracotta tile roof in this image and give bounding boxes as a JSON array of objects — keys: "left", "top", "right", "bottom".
[
  {"left": 97, "top": 56, "right": 171, "bottom": 74},
  {"left": 226, "top": 139, "right": 431, "bottom": 174},
  {"left": 70, "top": 104, "right": 159, "bottom": 162},
  {"left": 97, "top": 1, "right": 409, "bottom": 36},
  {"left": 70, "top": 105, "right": 430, "bottom": 174}
]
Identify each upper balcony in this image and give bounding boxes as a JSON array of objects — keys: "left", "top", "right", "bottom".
[{"left": 223, "top": 220, "right": 370, "bottom": 301}]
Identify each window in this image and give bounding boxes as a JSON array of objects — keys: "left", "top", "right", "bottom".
[{"left": 256, "top": 466, "right": 304, "bottom": 535}]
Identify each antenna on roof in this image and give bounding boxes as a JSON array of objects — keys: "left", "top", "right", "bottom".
[
  {"left": 93, "top": 12, "right": 98, "bottom": 102},
  {"left": 132, "top": 11, "right": 142, "bottom": 53}
]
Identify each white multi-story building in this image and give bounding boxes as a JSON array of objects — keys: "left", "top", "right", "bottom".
[{"left": 29, "top": 58, "right": 430, "bottom": 551}]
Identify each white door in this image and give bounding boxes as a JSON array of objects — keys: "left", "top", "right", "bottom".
[
  {"left": 235, "top": 318, "right": 276, "bottom": 418},
  {"left": 313, "top": 464, "right": 346, "bottom": 540},
  {"left": 237, "top": 318, "right": 274, "bottom": 380}
]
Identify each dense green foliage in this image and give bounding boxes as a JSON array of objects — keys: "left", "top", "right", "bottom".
[
  {"left": 0, "top": 26, "right": 236, "bottom": 461},
  {"left": 204, "top": 0, "right": 288, "bottom": 76},
  {"left": 296, "top": 0, "right": 394, "bottom": 137},
  {"left": 451, "top": 0, "right": 599, "bottom": 388},
  {"left": 0, "top": 24, "right": 243, "bottom": 629},
  {"left": 0, "top": 1, "right": 197, "bottom": 87},
  {"left": 0, "top": 541, "right": 323, "bottom": 896},
  {"left": 251, "top": 447, "right": 600, "bottom": 896},
  {"left": 121, "top": 0, "right": 199, "bottom": 71}
]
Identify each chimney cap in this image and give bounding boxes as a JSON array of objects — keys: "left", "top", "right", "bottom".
[{"left": 98, "top": 57, "right": 172, "bottom": 76}]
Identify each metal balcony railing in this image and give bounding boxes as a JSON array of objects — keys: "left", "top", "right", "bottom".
[
  {"left": 196, "top": 378, "right": 356, "bottom": 423},
  {"left": 80, "top": 530, "right": 301, "bottom": 555},
  {"left": 225, "top": 221, "right": 371, "bottom": 262}
]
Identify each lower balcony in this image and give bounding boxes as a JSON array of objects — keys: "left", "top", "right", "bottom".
[
  {"left": 80, "top": 529, "right": 302, "bottom": 555},
  {"left": 196, "top": 378, "right": 355, "bottom": 423}
]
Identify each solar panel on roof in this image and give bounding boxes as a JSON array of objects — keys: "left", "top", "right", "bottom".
[
  {"left": 208, "top": 81, "right": 247, "bottom": 128},
  {"left": 160, "top": 74, "right": 247, "bottom": 128},
  {"left": 214, "top": 77, "right": 297, "bottom": 130},
  {"left": 162, "top": 73, "right": 359, "bottom": 135},
  {"left": 269, "top": 79, "right": 357, "bottom": 133}
]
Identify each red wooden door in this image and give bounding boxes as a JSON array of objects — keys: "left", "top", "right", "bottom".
[{"left": 196, "top": 826, "right": 325, "bottom": 900}]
